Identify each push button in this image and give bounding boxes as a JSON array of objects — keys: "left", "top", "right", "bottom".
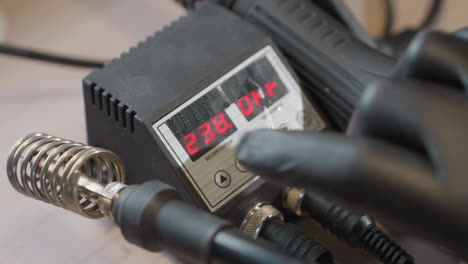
[
  {"left": 296, "top": 110, "right": 312, "bottom": 127},
  {"left": 214, "top": 170, "right": 231, "bottom": 188},
  {"left": 236, "top": 159, "right": 249, "bottom": 172}
]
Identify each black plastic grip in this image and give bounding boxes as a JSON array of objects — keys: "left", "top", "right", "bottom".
[
  {"left": 302, "top": 192, "right": 414, "bottom": 264},
  {"left": 112, "top": 181, "right": 308, "bottom": 264},
  {"left": 155, "top": 200, "right": 232, "bottom": 262},
  {"left": 212, "top": 228, "right": 308, "bottom": 264},
  {"left": 232, "top": 0, "right": 395, "bottom": 128},
  {"left": 260, "top": 219, "right": 333, "bottom": 264}
]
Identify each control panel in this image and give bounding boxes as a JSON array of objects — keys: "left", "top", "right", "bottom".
[{"left": 154, "top": 46, "right": 325, "bottom": 211}]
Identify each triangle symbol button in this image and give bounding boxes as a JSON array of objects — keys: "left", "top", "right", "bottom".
[{"left": 220, "top": 175, "right": 227, "bottom": 183}]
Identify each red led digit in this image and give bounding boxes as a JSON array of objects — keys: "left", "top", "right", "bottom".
[
  {"left": 183, "top": 132, "right": 199, "bottom": 156},
  {"left": 250, "top": 90, "right": 262, "bottom": 106},
  {"left": 264, "top": 81, "right": 277, "bottom": 97},
  {"left": 236, "top": 95, "right": 254, "bottom": 116},
  {"left": 198, "top": 122, "right": 214, "bottom": 144},
  {"left": 211, "top": 113, "right": 232, "bottom": 134}
]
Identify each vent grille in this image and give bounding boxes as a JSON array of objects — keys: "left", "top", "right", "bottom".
[
  {"left": 253, "top": 0, "right": 347, "bottom": 48},
  {"left": 88, "top": 83, "right": 136, "bottom": 133}
]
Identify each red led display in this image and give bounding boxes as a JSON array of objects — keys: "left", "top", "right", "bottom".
[
  {"left": 264, "top": 81, "right": 277, "bottom": 96},
  {"left": 236, "top": 81, "right": 278, "bottom": 118},
  {"left": 183, "top": 133, "right": 199, "bottom": 156},
  {"left": 165, "top": 57, "right": 288, "bottom": 161},
  {"left": 182, "top": 112, "right": 234, "bottom": 157}
]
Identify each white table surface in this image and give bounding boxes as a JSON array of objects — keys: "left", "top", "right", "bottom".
[{"left": 0, "top": 0, "right": 184, "bottom": 263}]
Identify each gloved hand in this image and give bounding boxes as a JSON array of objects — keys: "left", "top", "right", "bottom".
[
  {"left": 236, "top": 78, "right": 468, "bottom": 259},
  {"left": 236, "top": 30, "right": 468, "bottom": 259}
]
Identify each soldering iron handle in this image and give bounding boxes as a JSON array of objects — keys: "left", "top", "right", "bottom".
[
  {"left": 231, "top": 0, "right": 395, "bottom": 128},
  {"left": 111, "top": 181, "right": 306, "bottom": 264}
]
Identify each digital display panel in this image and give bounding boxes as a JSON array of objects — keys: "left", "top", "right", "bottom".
[
  {"left": 221, "top": 57, "right": 288, "bottom": 121},
  {"left": 165, "top": 56, "right": 288, "bottom": 161},
  {"left": 165, "top": 89, "right": 237, "bottom": 161}
]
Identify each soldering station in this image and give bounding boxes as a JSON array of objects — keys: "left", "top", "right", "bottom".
[{"left": 4, "top": 0, "right": 468, "bottom": 263}]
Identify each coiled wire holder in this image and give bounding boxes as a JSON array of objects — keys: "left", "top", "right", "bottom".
[{"left": 7, "top": 133, "right": 126, "bottom": 218}]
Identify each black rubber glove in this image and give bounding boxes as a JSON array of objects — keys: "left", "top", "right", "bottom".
[
  {"left": 236, "top": 78, "right": 468, "bottom": 259},
  {"left": 395, "top": 30, "right": 468, "bottom": 90}
]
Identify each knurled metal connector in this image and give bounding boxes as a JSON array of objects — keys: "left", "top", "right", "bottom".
[
  {"left": 282, "top": 187, "right": 305, "bottom": 216},
  {"left": 98, "top": 182, "right": 128, "bottom": 216},
  {"left": 240, "top": 203, "right": 284, "bottom": 239}
]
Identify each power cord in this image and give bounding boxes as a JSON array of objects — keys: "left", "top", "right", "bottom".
[
  {"left": 0, "top": 43, "right": 107, "bottom": 68},
  {"left": 260, "top": 219, "right": 334, "bottom": 264},
  {"left": 283, "top": 188, "right": 414, "bottom": 264},
  {"left": 382, "top": 0, "right": 395, "bottom": 39},
  {"left": 379, "top": 0, "right": 444, "bottom": 56}
]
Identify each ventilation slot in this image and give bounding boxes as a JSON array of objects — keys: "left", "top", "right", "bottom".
[
  {"left": 120, "top": 105, "right": 128, "bottom": 128},
  {"left": 271, "top": 0, "right": 348, "bottom": 49},
  {"left": 90, "top": 83, "right": 97, "bottom": 105},
  {"left": 128, "top": 110, "right": 136, "bottom": 133},
  {"left": 111, "top": 98, "right": 120, "bottom": 122},
  {"left": 88, "top": 83, "right": 136, "bottom": 134},
  {"left": 96, "top": 88, "right": 104, "bottom": 110},
  {"left": 102, "top": 92, "right": 111, "bottom": 116}
]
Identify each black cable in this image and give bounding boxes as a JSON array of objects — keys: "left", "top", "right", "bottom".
[
  {"left": 382, "top": 0, "right": 443, "bottom": 39},
  {"left": 0, "top": 43, "right": 106, "bottom": 68},
  {"left": 419, "top": 0, "right": 443, "bottom": 30},
  {"left": 379, "top": 0, "right": 444, "bottom": 57},
  {"left": 382, "top": 0, "right": 395, "bottom": 39},
  {"left": 174, "top": 0, "right": 199, "bottom": 9},
  {"left": 212, "top": 228, "right": 307, "bottom": 264},
  {"left": 302, "top": 192, "right": 414, "bottom": 264},
  {"left": 260, "top": 219, "right": 334, "bottom": 264}
]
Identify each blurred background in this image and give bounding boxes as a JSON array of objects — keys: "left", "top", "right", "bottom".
[
  {"left": 0, "top": 0, "right": 466, "bottom": 263},
  {"left": 359, "top": 0, "right": 468, "bottom": 36}
]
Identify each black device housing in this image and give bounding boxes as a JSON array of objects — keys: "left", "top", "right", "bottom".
[{"left": 82, "top": 2, "right": 298, "bottom": 217}]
